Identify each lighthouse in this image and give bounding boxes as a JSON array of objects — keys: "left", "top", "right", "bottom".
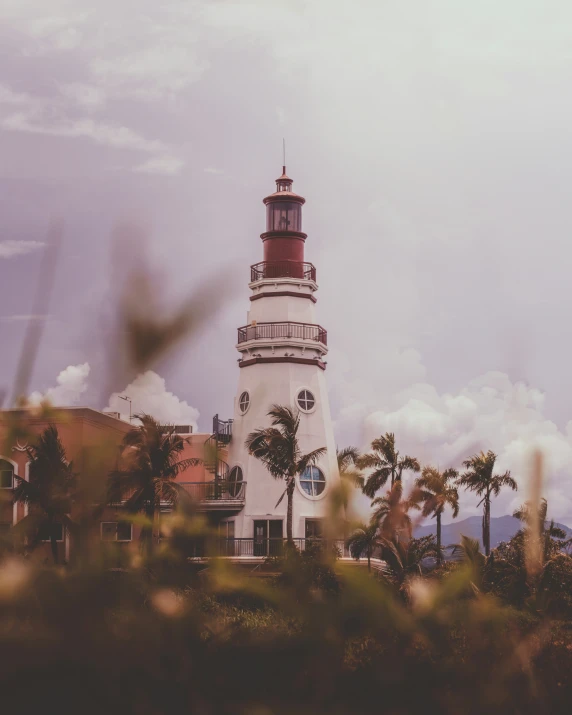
[{"left": 223, "top": 166, "right": 341, "bottom": 550}]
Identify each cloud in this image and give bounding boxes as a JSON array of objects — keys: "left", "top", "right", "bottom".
[
  {"left": 1, "top": 4, "right": 208, "bottom": 100},
  {"left": 27, "top": 365, "right": 200, "bottom": 430},
  {"left": 58, "top": 82, "right": 106, "bottom": 109},
  {"left": 29, "top": 363, "right": 90, "bottom": 406},
  {"left": 107, "top": 371, "right": 199, "bottom": 430},
  {"left": 2, "top": 112, "right": 166, "bottom": 153},
  {"left": 0, "top": 84, "right": 40, "bottom": 106},
  {"left": 352, "top": 366, "right": 572, "bottom": 523},
  {"left": 90, "top": 41, "right": 208, "bottom": 100},
  {"left": 0, "top": 240, "right": 44, "bottom": 258},
  {"left": 133, "top": 155, "right": 184, "bottom": 175}
]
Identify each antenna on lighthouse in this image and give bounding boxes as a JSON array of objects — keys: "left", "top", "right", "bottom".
[{"left": 282, "top": 137, "right": 286, "bottom": 174}]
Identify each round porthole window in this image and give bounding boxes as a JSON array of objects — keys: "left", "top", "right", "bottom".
[
  {"left": 297, "top": 389, "right": 315, "bottom": 412},
  {"left": 239, "top": 391, "right": 250, "bottom": 414},
  {"left": 300, "top": 466, "right": 326, "bottom": 497},
  {"left": 228, "top": 466, "right": 244, "bottom": 498}
]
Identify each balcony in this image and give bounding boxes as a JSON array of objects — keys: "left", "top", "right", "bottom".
[
  {"left": 212, "top": 414, "right": 232, "bottom": 445},
  {"left": 179, "top": 480, "right": 246, "bottom": 510},
  {"left": 189, "top": 538, "right": 351, "bottom": 558},
  {"left": 237, "top": 321, "right": 327, "bottom": 346},
  {"left": 250, "top": 261, "right": 316, "bottom": 282}
]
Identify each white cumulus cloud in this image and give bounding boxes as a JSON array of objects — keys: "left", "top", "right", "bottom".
[
  {"left": 107, "top": 371, "right": 199, "bottom": 430},
  {"left": 357, "top": 369, "right": 572, "bottom": 523},
  {"left": 29, "top": 363, "right": 90, "bottom": 406}
]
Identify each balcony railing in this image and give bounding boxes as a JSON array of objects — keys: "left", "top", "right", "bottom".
[
  {"left": 179, "top": 480, "right": 246, "bottom": 503},
  {"left": 237, "top": 321, "right": 327, "bottom": 346},
  {"left": 212, "top": 414, "right": 232, "bottom": 445},
  {"left": 187, "top": 538, "right": 350, "bottom": 558},
  {"left": 250, "top": 261, "right": 316, "bottom": 282}
]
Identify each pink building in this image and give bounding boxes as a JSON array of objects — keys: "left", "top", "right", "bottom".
[{"left": 0, "top": 408, "right": 238, "bottom": 561}]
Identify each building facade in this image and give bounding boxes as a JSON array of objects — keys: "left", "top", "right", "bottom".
[{"left": 0, "top": 408, "right": 218, "bottom": 561}]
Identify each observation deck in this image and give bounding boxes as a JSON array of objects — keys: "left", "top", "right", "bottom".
[
  {"left": 237, "top": 321, "right": 327, "bottom": 347},
  {"left": 250, "top": 260, "right": 316, "bottom": 283}
]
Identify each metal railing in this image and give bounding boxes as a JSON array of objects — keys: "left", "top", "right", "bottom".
[
  {"left": 250, "top": 261, "right": 316, "bottom": 282},
  {"left": 237, "top": 321, "right": 327, "bottom": 346},
  {"left": 110, "top": 481, "right": 246, "bottom": 508},
  {"left": 212, "top": 414, "right": 233, "bottom": 445},
  {"left": 179, "top": 480, "right": 246, "bottom": 502},
  {"left": 188, "top": 538, "right": 349, "bottom": 558}
]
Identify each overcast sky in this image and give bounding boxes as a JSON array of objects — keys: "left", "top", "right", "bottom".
[{"left": 2, "top": 1, "right": 572, "bottom": 522}]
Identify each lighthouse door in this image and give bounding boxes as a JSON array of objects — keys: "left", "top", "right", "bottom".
[{"left": 253, "top": 521, "right": 267, "bottom": 556}]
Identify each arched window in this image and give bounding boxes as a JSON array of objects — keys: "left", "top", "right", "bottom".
[
  {"left": 228, "top": 466, "right": 244, "bottom": 498},
  {"left": 300, "top": 466, "right": 325, "bottom": 497},
  {"left": 297, "top": 389, "right": 315, "bottom": 412},
  {"left": 0, "top": 459, "right": 14, "bottom": 489}
]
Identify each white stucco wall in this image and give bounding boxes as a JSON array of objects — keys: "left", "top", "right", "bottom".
[{"left": 227, "top": 279, "right": 340, "bottom": 540}]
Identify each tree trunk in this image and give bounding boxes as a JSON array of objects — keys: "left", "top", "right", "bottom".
[
  {"left": 286, "top": 479, "right": 295, "bottom": 544},
  {"left": 367, "top": 547, "right": 371, "bottom": 572},
  {"left": 483, "top": 495, "right": 491, "bottom": 556},
  {"left": 436, "top": 512, "right": 442, "bottom": 564},
  {"left": 50, "top": 525, "right": 59, "bottom": 565},
  {"left": 152, "top": 507, "right": 161, "bottom": 551}
]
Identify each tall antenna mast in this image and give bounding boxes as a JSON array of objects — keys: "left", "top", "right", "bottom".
[{"left": 282, "top": 137, "right": 286, "bottom": 173}]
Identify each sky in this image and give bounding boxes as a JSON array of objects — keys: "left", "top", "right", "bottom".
[{"left": 2, "top": 0, "right": 572, "bottom": 522}]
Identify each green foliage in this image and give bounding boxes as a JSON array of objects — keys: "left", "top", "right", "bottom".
[
  {"left": 346, "top": 521, "right": 380, "bottom": 571},
  {"left": 107, "top": 414, "right": 201, "bottom": 553},
  {"left": 539, "top": 554, "right": 572, "bottom": 615},
  {"left": 357, "top": 432, "right": 420, "bottom": 497},
  {"left": 12, "top": 425, "right": 76, "bottom": 563},
  {"left": 458, "top": 450, "right": 517, "bottom": 555},
  {"left": 1, "top": 535, "right": 570, "bottom": 714}
]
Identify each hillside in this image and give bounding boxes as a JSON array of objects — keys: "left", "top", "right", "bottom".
[{"left": 415, "top": 515, "right": 572, "bottom": 549}]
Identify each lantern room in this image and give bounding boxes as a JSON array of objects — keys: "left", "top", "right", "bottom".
[{"left": 263, "top": 167, "right": 306, "bottom": 234}]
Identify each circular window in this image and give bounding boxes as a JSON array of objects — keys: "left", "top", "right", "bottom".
[
  {"left": 300, "top": 465, "right": 325, "bottom": 497},
  {"left": 239, "top": 391, "right": 250, "bottom": 414},
  {"left": 228, "top": 466, "right": 244, "bottom": 498},
  {"left": 297, "top": 389, "right": 315, "bottom": 412}
]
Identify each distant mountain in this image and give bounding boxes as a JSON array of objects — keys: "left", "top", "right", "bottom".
[{"left": 415, "top": 515, "right": 572, "bottom": 550}]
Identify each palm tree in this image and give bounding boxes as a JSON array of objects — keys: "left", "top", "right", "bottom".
[
  {"left": 107, "top": 414, "right": 201, "bottom": 554},
  {"left": 358, "top": 432, "right": 420, "bottom": 498},
  {"left": 336, "top": 446, "right": 363, "bottom": 515},
  {"left": 337, "top": 446, "right": 363, "bottom": 487},
  {"left": 12, "top": 425, "right": 77, "bottom": 564},
  {"left": 415, "top": 466, "right": 459, "bottom": 563},
  {"left": 452, "top": 535, "right": 487, "bottom": 593},
  {"left": 371, "top": 481, "right": 419, "bottom": 541},
  {"left": 458, "top": 450, "right": 517, "bottom": 556},
  {"left": 513, "top": 498, "right": 568, "bottom": 562},
  {"left": 245, "top": 405, "right": 326, "bottom": 544},
  {"left": 380, "top": 535, "right": 441, "bottom": 588},
  {"left": 346, "top": 520, "right": 380, "bottom": 571}
]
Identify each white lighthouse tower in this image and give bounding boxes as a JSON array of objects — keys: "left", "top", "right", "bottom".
[{"left": 223, "top": 166, "right": 341, "bottom": 550}]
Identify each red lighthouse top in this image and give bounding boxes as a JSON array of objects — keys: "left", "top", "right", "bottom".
[
  {"left": 263, "top": 167, "right": 306, "bottom": 205},
  {"left": 261, "top": 167, "right": 307, "bottom": 264}
]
